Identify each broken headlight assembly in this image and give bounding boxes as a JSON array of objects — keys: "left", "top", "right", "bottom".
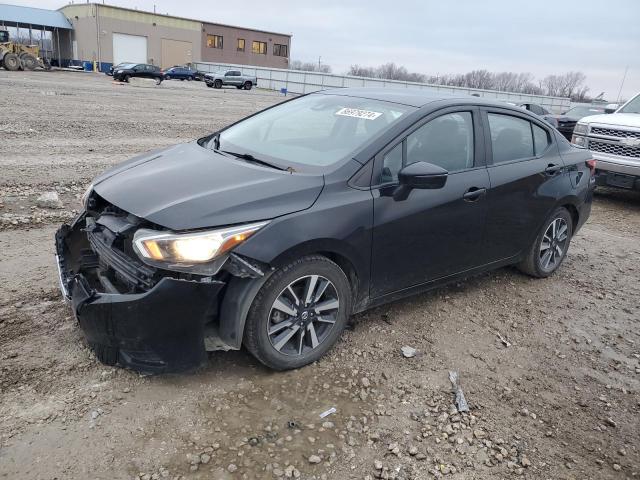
[
  {"left": 132, "top": 221, "right": 268, "bottom": 275},
  {"left": 81, "top": 183, "right": 94, "bottom": 209}
]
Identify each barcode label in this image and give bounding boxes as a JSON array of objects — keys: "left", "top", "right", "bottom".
[{"left": 335, "top": 108, "right": 382, "bottom": 120}]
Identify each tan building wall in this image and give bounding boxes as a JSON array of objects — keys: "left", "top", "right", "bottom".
[
  {"left": 59, "top": 4, "right": 201, "bottom": 68},
  {"left": 201, "top": 23, "right": 291, "bottom": 69},
  {"left": 58, "top": 4, "right": 292, "bottom": 70}
]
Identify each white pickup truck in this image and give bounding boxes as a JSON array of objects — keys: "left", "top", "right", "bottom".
[
  {"left": 571, "top": 92, "right": 640, "bottom": 190},
  {"left": 204, "top": 70, "right": 257, "bottom": 90}
]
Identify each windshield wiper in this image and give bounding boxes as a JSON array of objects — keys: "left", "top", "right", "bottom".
[{"left": 218, "top": 150, "right": 288, "bottom": 171}]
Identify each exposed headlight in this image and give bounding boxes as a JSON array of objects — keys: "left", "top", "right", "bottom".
[
  {"left": 572, "top": 135, "right": 587, "bottom": 147},
  {"left": 116, "top": 70, "right": 123, "bottom": 74},
  {"left": 81, "top": 183, "right": 93, "bottom": 209},
  {"left": 133, "top": 221, "right": 268, "bottom": 274},
  {"left": 573, "top": 123, "right": 588, "bottom": 135}
]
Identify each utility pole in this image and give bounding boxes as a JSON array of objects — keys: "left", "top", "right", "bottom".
[
  {"left": 616, "top": 66, "right": 629, "bottom": 104},
  {"left": 318, "top": 56, "right": 321, "bottom": 71}
]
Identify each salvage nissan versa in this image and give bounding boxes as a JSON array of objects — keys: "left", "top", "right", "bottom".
[{"left": 55, "top": 88, "right": 595, "bottom": 373}]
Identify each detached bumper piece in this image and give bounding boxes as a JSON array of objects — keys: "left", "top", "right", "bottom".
[{"left": 56, "top": 216, "right": 224, "bottom": 374}]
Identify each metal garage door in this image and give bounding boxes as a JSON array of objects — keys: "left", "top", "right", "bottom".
[
  {"left": 112, "top": 33, "right": 147, "bottom": 66},
  {"left": 161, "top": 39, "right": 193, "bottom": 69}
]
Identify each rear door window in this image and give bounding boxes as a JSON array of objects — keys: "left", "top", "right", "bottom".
[{"left": 487, "top": 113, "right": 535, "bottom": 164}]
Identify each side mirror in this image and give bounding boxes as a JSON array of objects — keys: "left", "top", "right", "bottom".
[{"left": 398, "top": 161, "right": 448, "bottom": 189}]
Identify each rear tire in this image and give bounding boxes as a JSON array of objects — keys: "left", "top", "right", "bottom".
[
  {"left": 517, "top": 207, "right": 573, "bottom": 278},
  {"left": 155, "top": 77, "right": 162, "bottom": 85},
  {"left": 244, "top": 255, "right": 352, "bottom": 370},
  {"left": 3, "top": 53, "right": 20, "bottom": 71},
  {"left": 21, "top": 54, "right": 37, "bottom": 71},
  {"left": 244, "top": 81, "right": 252, "bottom": 90}
]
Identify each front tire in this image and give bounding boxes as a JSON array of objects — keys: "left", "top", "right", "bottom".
[
  {"left": 214, "top": 79, "right": 222, "bottom": 89},
  {"left": 21, "top": 53, "right": 37, "bottom": 70},
  {"left": 244, "top": 255, "right": 352, "bottom": 370},
  {"left": 123, "top": 74, "right": 131, "bottom": 83},
  {"left": 518, "top": 207, "right": 573, "bottom": 278}
]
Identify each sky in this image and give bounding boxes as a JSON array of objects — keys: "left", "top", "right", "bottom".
[{"left": 15, "top": 0, "right": 640, "bottom": 101}]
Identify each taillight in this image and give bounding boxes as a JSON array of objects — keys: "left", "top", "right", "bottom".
[{"left": 586, "top": 159, "right": 596, "bottom": 175}]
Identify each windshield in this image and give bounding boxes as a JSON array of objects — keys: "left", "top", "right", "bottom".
[
  {"left": 215, "top": 94, "right": 414, "bottom": 168},
  {"left": 618, "top": 93, "right": 640, "bottom": 114},
  {"left": 564, "top": 106, "right": 605, "bottom": 118},
  {"left": 117, "top": 63, "right": 136, "bottom": 69}
]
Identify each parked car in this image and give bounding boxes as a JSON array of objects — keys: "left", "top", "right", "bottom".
[
  {"left": 204, "top": 70, "right": 256, "bottom": 90},
  {"left": 571, "top": 92, "right": 640, "bottom": 190},
  {"left": 56, "top": 88, "right": 594, "bottom": 373},
  {"left": 553, "top": 105, "right": 608, "bottom": 140},
  {"left": 164, "top": 66, "right": 195, "bottom": 81},
  {"left": 107, "top": 62, "right": 129, "bottom": 76},
  {"left": 113, "top": 63, "right": 163, "bottom": 84},
  {"left": 193, "top": 70, "right": 206, "bottom": 82},
  {"left": 517, "top": 103, "right": 558, "bottom": 128}
]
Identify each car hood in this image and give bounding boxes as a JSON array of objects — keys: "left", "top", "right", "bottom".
[
  {"left": 92, "top": 142, "right": 324, "bottom": 230},
  {"left": 580, "top": 113, "right": 640, "bottom": 128}
]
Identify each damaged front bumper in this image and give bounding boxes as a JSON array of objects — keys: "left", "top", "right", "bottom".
[{"left": 55, "top": 215, "right": 225, "bottom": 373}]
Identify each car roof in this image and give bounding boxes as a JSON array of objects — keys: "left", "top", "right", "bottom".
[{"left": 317, "top": 87, "right": 516, "bottom": 109}]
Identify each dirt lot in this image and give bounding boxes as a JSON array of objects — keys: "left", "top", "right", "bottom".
[{"left": 1, "top": 70, "right": 639, "bottom": 480}]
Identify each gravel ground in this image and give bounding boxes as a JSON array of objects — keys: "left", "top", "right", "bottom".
[{"left": 0, "top": 70, "right": 639, "bottom": 480}]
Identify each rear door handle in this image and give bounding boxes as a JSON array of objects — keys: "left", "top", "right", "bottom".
[
  {"left": 463, "top": 187, "right": 487, "bottom": 201},
  {"left": 545, "top": 164, "right": 563, "bottom": 174}
]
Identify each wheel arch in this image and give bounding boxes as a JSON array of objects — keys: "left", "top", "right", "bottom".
[
  {"left": 556, "top": 193, "right": 581, "bottom": 232},
  {"left": 218, "top": 240, "right": 368, "bottom": 350},
  {"left": 562, "top": 202, "right": 579, "bottom": 232},
  {"left": 269, "top": 239, "right": 366, "bottom": 307}
]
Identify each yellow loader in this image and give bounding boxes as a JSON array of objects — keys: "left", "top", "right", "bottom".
[{"left": 0, "top": 29, "right": 51, "bottom": 71}]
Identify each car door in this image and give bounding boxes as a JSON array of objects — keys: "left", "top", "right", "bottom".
[
  {"left": 224, "top": 71, "right": 236, "bottom": 85},
  {"left": 480, "top": 107, "right": 571, "bottom": 262},
  {"left": 370, "top": 107, "right": 491, "bottom": 298}
]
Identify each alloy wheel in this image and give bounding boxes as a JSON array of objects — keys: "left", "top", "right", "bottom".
[
  {"left": 267, "top": 275, "right": 340, "bottom": 356},
  {"left": 539, "top": 217, "right": 569, "bottom": 271}
]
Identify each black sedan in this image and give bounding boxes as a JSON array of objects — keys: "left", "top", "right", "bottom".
[
  {"left": 163, "top": 66, "right": 195, "bottom": 81},
  {"left": 56, "top": 89, "right": 595, "bottom": 373},
  {"left": 112, "top": 63, "right": 164, "bottom": 84},
  {"left": 106, "top": 62, "right": 129, "bottom": 76},
  {"left": 553, "top": 105, "right": 608, "bottom": 140}
]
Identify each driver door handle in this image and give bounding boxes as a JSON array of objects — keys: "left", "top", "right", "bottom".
[
  {"left": 463, "top": 187, "right": 487, "bottom": 201},
  {"left": 545, "top": 163, "right": 563, "bottom": 174}
]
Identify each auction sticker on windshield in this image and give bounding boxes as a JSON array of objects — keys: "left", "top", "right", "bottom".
[{"left": 335, "top": 107, "right": 382, "bottom": 120}]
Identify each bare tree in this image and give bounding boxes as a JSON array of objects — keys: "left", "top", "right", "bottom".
[
  {"left": 343, "top": 62, "right": 591, "bottom": 99},
  {"left": 540, "top": 72, "right": 587, "bottom": 98},
  {"left": 289, "top": 59, "right": 332, "bottom": 73}
]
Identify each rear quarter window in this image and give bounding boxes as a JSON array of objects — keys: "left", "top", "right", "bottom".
[{"left": 533, "top": 124, "right": 551, "bottom": 155}]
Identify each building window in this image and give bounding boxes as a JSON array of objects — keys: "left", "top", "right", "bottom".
[
  {"left": 252, "top": 41, "right": 267, "bottom": 55},
  {"left": 207, "top": 35, "right": 223, "bottom": 49},
  {"left": 237, "top": 38, "right": 245, "bottom": 52},
  {"left": 273, "top": 44, "right": 288, "bottom": 57}
]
